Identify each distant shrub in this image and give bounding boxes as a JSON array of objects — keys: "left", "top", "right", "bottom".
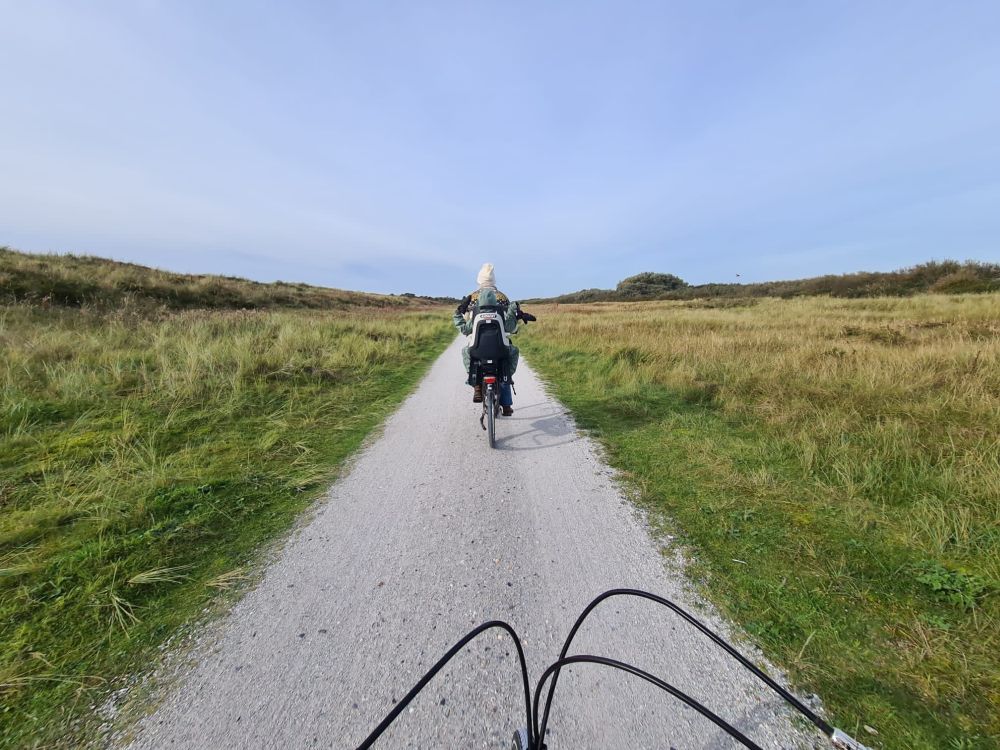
[
  {"left": 546, "top": 260, "right": 1000, "bottom": 303},
  {"left": 930, "top": 269, "right": 997, "bottom": 294},
  {"left": 616, "top": 272, "right": 689, "bottom": 298},
  {"left": 536, "top": 288, "right": 618, "bottom": 304}
]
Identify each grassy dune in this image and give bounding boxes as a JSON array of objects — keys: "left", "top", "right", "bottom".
[
  {"left": 1, "top": 246, "right": 455, "bottom": 310},
  {"left": 536, "top": 260, "right": 1000, "bottom": 304},
  {"left": 520, "top": 294, "right": 999, "bottom": 749},
  {"left": 0, "top": 302, "right": 453, "bottom": 747}
]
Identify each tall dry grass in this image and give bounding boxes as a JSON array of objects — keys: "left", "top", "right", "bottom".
[{"left": 521, "top": 293, "right": 999, "bottom": 749}]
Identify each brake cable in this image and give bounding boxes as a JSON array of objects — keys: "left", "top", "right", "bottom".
[
  {"left": 533, "top": 655, "right": 765, "bottom": 750},
  {"left": 356, "top": 589, "right": 872, "bottom": 750},
  {"left": 354, "top": 620, "right": 532, "bottom": 750},
  {"left": 537, "top": 588, "right": 833, "bottom": 743}
]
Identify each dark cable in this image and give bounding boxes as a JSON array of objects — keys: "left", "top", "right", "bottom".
[
  {"left": 537, "top": 589, "right": 832, "bottom": 743},
  {"left": 355, "top": 620, "right": 532, "bottom": 750},
  {"left": 533, "top": 655, "right": 765, "bottom": 750},
  {"left": 359, "top": 589, "right": 838, "bottom": 749}
]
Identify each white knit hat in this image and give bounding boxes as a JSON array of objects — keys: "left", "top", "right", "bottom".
[{"left": 476, "top": 263, "right": 496, "bottom": 288}]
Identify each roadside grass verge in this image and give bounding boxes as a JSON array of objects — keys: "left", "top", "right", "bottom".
[
  {"left": 0, "top": 303, "right": 453, "bottom": 748},
  {"left": 520, "top": 294, "right": 999, "bottom": 750}
]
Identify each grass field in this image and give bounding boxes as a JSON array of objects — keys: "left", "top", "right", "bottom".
[
  {"left": 520, "top": 294, "right": 999, "bottom": 750},
  {"left": 0, "top": 301, "right": 453, "bottom": 748}
]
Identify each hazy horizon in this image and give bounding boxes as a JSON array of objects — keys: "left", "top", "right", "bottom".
[
  {"left": 5, "top": 242, "right": 998, "bottom": 300},
  {"left": 2, "top": 1, "right": 999, "bottom": 298}
]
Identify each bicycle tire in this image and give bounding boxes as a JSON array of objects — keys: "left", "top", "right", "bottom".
[{"left": 486, "top": 385, "right": 496, "bottom": 448}]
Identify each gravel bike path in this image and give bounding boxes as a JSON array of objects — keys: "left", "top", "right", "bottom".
[{"left": 124, "top": 337, "right": 816, "bottom": 750}]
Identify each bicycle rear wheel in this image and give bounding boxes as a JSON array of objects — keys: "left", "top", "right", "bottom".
[{"left": 485, "top": 385, "right": 496, "bottom": 448}]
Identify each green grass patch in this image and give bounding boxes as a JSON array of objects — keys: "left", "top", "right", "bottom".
[
  {"left": 0, "top": 303, "right": 453, "bottom": 748},
  {"left": 521, "top": 295, "right": 999, "bottom": 750}
]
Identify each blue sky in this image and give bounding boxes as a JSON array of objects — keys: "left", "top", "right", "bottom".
[{"left": 2, "top": 1, "right": 998, "bottom": 298}]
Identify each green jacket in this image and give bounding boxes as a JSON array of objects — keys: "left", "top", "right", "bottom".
[{"left": 452, "top": 288, "right": 519, "bottom": 335}]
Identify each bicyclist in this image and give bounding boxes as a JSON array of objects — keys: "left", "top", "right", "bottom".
[{"left": 454, "top": 263, "right": 533, "bottom": 415}]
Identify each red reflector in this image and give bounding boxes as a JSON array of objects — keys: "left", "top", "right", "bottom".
[{"left": 483, "top": 376, "right": 497, "bottom": 384}]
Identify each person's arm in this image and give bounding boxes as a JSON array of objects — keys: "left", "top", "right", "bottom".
[
  {"left": 503, "top": 301, "right": 520, "bottom": 333},
  {"left": 453, "top": 296, "right": 474, "bottom": 334}
]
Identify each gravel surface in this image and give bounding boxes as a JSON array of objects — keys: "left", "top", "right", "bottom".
[{"left": 124, "top": 338, "right": 820, "bottom": 750}]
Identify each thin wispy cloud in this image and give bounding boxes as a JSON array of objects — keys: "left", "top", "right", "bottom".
[{"left": 2, "top": 1, "right": 998, "bottom": 297}]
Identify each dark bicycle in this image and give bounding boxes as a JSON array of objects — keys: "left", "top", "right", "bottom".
[{"left": 467, "top": 307, "right": 515, "bottom": 449}]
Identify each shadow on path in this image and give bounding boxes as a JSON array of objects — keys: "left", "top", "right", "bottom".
[{"left": 499, "top": 414, "right": 577, "bottom": 451}]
